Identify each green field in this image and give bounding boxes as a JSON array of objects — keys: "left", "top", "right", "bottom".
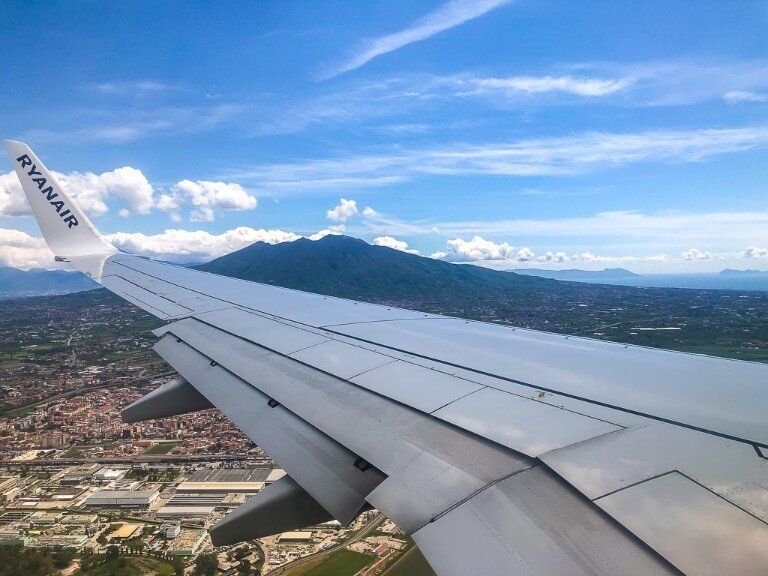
[
  {"left": 81, "top": 556, "right": 175, "bottom": 576},
  {"left": 382, "top": 548, "right": 435, "bottom": 576},
  {"left": 300, "top": 549, "right": 375, "bottom": 576},
  {"left": 143, "top": 442, "right": 175, "bottom": 455}
]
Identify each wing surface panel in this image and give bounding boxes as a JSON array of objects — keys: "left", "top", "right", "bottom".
[{"left": 413, "top": 467, "right": 677, "bottom": 576}]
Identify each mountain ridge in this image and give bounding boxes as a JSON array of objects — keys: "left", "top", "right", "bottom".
[
  {"left": 196, "top": 234, "right": 555, "bottom": 304},
  {"left": 0, "top": 267, "right": 98, "bottom": 299}
]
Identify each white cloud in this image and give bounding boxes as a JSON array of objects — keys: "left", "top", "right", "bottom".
[
  {"left": 372, "top": 236, "right": 420, "bottom": 254},
  {"left": 537, "top": 250, "right": 569, "bottom": 263},
  {"left": 742, "top": 247, "right": 768, "bottom": 259},
  {"left": 156, "top": 194, "right": 181, "bottom": 212},
  {"left": 0, "top": 172, "right": 31, "bottom": 217},
  {"left": 431, "top": 236, "right": 669, "bottom": 265},
  {"left": 515, "top": 247, "right": 534, "bottom": 261},
  {"left": 326, "top": 198, "right": 359, "bottom": 221},
  {"left": 576, "top": 251, "right": 667, "bottom": 263},
  {"left": 723, "top": 90, "right": 768, "bottom": 104},
  {"left": 95, "top": 80, "right": 175, "bottom": 96},
  {"left": 106, "top": 227, "right": 300, "bottom": 262},
  {"left": 233, "top": 125, "right": 768, "bottom": 193},
  {"left": 681, "top": 248, "right": 714, "bottom": 260},
  {"left": 27, "top": 103, "right": 244, "bottom": 144},
  {"left": 91, "top": 167, "right": 154, "bottom": 215},
  {"left": 362, "top": 206, "right": 380, "bottom": 218},
  {"left": 308, "top": 225, "right": 346, "bottom": 241},
  {"left": 438, "top": 236, "right": 517, "bottom": 261},
  {"left": 166, "top": 179, "right": 258, "bottom": 222},
  {"left": 0, "top": 228, "right": 57, "bottom": 269},
  {"left": 0, "top": 167, "right": 155, "bottom": 218},
  {"left": 323, "top": 0, "right": 511, "bottom": 79},
  {"left": 459, "top": 75, "right": 632, "bottom": 97},
  {"left": 419, "top": 210, "right": 768, "bottom": 248}
]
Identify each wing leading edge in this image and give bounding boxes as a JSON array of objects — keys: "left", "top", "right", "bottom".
[{"left": 8, "top": 141, "right": 768, "bottom": 576}]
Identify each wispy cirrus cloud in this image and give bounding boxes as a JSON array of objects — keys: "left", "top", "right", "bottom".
[
  {"left": 230, "top": 125, "right": 768, "bottom": 193},
  {"left": 422, "top": 211, "right": 768, "bottom": 246},
  {"left": 454, "top": 75, "right": 632, "bottom": 97},
  {"left": 723, "top": 90, "right": 768, "bottom": 104},
  {"left": 25, "top": 103, "right": 244, "bottom": 144},
  {"left": 321, "top": 0, "right": 512, "bottom": 79},
  {"left": 262, "top": 59, "right": 768, "bottom": 135}
]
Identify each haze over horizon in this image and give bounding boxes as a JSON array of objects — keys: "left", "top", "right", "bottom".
[{"left": 2, "top": 1, "right": 767, "bottom": 273}]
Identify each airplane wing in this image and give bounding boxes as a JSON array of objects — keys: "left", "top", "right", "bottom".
[{"left": 7, "top": 140, "right": 768, "bottom": 576}]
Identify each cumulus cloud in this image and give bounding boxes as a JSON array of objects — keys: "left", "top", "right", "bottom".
[
  {"left": 164, "top": 179, "right": 258, "bottom": 222},
  {"left": 323, "top": 0, "right": 511, "bottom": 79},
  {"left": 372, "top": 236, "right": 420, "bottom": 254},
  {"left": 538, "top": 250, "right": 569, "bottom": 263},
  {"left": 0, "top": 167, "right": 154, "bottom": 217},
  {"left": 431, "top": 235, "right": 669, "bottom": 265},
  {"left": 723, "top": 90, "right": 768, "bottom": 103},
  {"left": 0, "top": 228, "right": 57, "bottom": 269},
  {"left": 326, "top": 198, "right": 359, "bottom": 222},
  {"left": 308, "top": 225, "right": 346, "bottom": 241},
  {"left": 437, "top": 236, "right": 517, "bottom": 261},
  {"left": 0, "top": 172, "right": 31, "bottom": 217},
  {"left": 362, "top": 206, "right": 380, "bottom": 218},
  {"left": 742, "top": 247, "right": 768, "bottom": 259},
  {"left": 681, "top": 248, "right": 714, "bottom": 260},
  {"left": 106, "top": 227, "right": 300, "bottom": 262}
]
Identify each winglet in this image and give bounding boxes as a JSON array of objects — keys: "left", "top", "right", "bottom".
[{"left": 4, "top": 140, "right": 116, "bottom": 258}]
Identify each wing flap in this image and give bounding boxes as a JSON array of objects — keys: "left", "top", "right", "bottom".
[
  {"left": 413, "top": 466, "right": 677, "bottom": 576},
  {"left": 595, "top": 471, "right": 768, "bottom": 576},
  {"left": 153, "top": 333, "right": 385, "bottom": 524}
]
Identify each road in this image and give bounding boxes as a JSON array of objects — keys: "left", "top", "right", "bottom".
[{"left": 2, "top": 453, "right": 252, "bottom": 466}]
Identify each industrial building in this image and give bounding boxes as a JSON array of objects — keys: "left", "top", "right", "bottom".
[
  {"left": 160, "top": 523, "right": 181, "bottom": 539},
  {"left": 176, "top": 467, "right": 271, "bottom": 495},
  {"left": 29, "top": 534, "right": 88, "bottom": 549},
  {"left": 84, "top": 488, "right": 158, "bottom": 509},
  {"left": 278, "top": 531, "right": 313, "bottom": 543},
  {"left": 156, "top": 505, "right": 215, "bottom": 519}
]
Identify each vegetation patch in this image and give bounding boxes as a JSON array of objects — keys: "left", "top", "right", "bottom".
[
  {"left": 144, "top": 442, "right": 175, "bottom": 455},
  {"left": 299, "top": 548, "right": 375, "bottom": 576}
]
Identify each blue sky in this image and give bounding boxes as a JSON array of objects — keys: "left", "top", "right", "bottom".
[{"left": 1, "top": 0, "right": 767, "bottom": 272}]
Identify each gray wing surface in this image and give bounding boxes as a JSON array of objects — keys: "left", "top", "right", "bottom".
[{"left": 8, "top": 140, "right": 768, "bottom": 576}]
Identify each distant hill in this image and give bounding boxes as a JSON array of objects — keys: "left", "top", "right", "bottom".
[
  {"left": 197, "top": 235, "right": 556, "bottom": 305},
  {"left": 511, "top": 267, "right": 640, "bottom": 281},
  {"left": 0, "top": 267, "right": 98, "bottom": 299},
  {"left": 720, "top": 269, "right": 767, "bottom": 276}
]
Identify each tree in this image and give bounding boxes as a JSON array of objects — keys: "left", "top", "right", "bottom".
[
  {"left": 192, "top": 552, "right": 218, "bottom": 576},
  {"left": 238, "top": 558, "right": 252, "bottom": 575},
  {"left": 171, "top": 556, "right": 185, "bottom": 576},
  {"left": 52, "top": 548, "right": 76, "bottom": 569}
]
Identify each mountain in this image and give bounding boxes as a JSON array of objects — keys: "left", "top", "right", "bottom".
[
  {"left": 511, "top": 267, "right": 640, "bottom": 281},
  {"left": 0, "top": 267, "right": 98, "bottom": 299},
  {"left": 197, "top": 235, "right": 556, "bottom": 305},
  {"left": 720, "top": 269, "right": 767, "bottom": 275}
]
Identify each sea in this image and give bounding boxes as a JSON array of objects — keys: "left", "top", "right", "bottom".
[{"left": 554, "top": 273, "right": 768, "bottom": 292}]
